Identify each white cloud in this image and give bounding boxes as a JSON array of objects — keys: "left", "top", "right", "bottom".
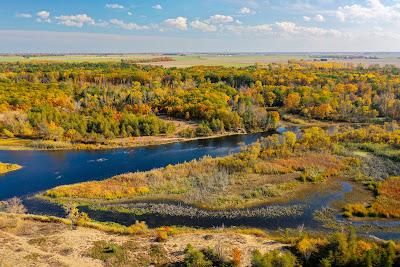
[
  {"left": 152, "top": 4, "right": 163, "bottom": 10},
  {"left": 247, "top": 24, "right": 273, "bottom": 33},
  {"left": 276, "top": 21, "right": 298, "bottom": 34},
  {"left": 164, "top": 17, "right": 188, "bottom": 30},
  {"left": 127, "top": 12, "right": 133, "bottom": 16},
  {"left": 275, "top": 21, "right": 342, "bottom": 37},
  {"left": 16, "top": 13, "right": 32, "bottom": 18},
  {"left": 109, "top": 19, "right": 150, "bottom": 30},
  {"left": 37, "top": 10, "right": 50, "bottom": 19},
  {"left": 36, "top": 10, "right": 50, "bottom": 23},
  {"left": 207, "top": 14, "right": 234, "bottom": 24},
  {"left": 105, "top": 3, "right": 124, "bottom": 9},
  {"left": 336, "top": 0, "right": 400, "bottom": 22},
  {"left": 191, "top": 20, "right": 217, "bottom": 32},
  {"left": 220, "top": 23, "right": 273, "bottom": 35},
  {"left": 314, "top": 14, "right": 325, "bottom": 22},
  {"left": 239, "top": 7, "right": 252, "bottom": 14},
  {"left": 303, "top": 16, "right": 311, "bottom": 22},
  {"left": 55, "top": 14, "right": 96, "bottom": 28}
]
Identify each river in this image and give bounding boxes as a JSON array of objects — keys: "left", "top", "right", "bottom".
[
  {"left": 0, "top": 129, "right": 399, "bottom": 240},
  {"left": 0, "top": 132, "right": 271, "bottom": 200}
]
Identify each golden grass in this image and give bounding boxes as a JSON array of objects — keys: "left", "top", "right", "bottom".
[
  {"left": 371, "top": 176, "right": 400, "bottom": 218},
  {"left": 44, "top": 149, "right": 346, "bottom": 209},
  {"left": 344, "top": 177, "right": 400, "bottom": 218},
  {"left": 0, "top": 162, "right": 22, "bottom": 174}
]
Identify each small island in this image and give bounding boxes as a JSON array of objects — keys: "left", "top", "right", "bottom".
[{"left": 0, "top": 162, "right": 22, "bottom": 175}]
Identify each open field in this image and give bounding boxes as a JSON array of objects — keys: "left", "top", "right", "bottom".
[{"left": 2, "top": 53, "right": 400, "bottom": 67}]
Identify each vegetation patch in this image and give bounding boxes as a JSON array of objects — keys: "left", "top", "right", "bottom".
[
  {"left": 88, "top": 241, "right": 128, "bottom": 266},
  {"left": 44, "top": 127, "right": 348, "bottom": 209},
  {"left": 344, "top": 176, "right": 400, "bottom": 218},
  {"left": 0, "top": 162, "right": 22, "bottom": 175}
]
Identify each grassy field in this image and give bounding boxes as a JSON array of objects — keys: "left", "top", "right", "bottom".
[{"left": 2, "top": 53, "right": 400, "bottom": 67}]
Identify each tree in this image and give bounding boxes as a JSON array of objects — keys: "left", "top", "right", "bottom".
[
  {"left": 283, "top": 131, "right": 297, "bottom": 149},
  {"left": 284, "top": 93, "right": 301, "bottom": 112},
  {"left": 2, "top": 197, "right": 27, "bottom": 214},
  {"left": 297, "top": 237, "right": 326, "bottom": 263}
]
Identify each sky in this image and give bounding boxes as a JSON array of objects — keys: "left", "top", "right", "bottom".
[{"left": 1, "top": 0, "right": 400, "bottom": 53}]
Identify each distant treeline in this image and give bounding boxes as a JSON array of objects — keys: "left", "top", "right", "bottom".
[{"left": 122, "top": 57, "right": 175, "bottom": 64}]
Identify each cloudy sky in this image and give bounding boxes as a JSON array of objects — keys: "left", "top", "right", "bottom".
[{"left": 2, "top": 0, "right": 400, "bottom": 53}]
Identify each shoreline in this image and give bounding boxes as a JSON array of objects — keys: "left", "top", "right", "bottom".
[
  {"left": 0, "top": 131, "right": 251, "bottom": 152},
  {"left": 0, "top": 115, "right": 383, "bottom": 152}
]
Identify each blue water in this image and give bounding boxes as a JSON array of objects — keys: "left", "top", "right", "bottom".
[
  {"left": 0, "top": 132, "right": 268, "bottom": 200},
  {"left": 0, "top": 131, "right": 398, "bottom": 240}
]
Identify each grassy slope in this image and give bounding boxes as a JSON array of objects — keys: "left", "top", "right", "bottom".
[{"left": 0, "top": 212, "right": 283, "bottom": 267}]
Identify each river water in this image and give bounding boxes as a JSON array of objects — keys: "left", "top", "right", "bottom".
[{"left": 0, "top": 129, "right": 399, "bottom": 240}]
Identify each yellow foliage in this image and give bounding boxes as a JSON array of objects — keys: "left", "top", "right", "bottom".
[{"left": 0, "top": 162, "right": 22, "bottom": 175}]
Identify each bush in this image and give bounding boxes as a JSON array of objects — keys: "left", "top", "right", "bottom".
[
  {"left": 89, "top": 241, "right": 127, "bottom": 264},
  {"left": 155, "top": 230, "right": 169, "bottom": 242},
  {"left": 183, "top": 244, "right": 234, "bottom": 267},
  {"left": 2, "top": 128, "right": 14, "bottom": 138},
  {"left": 179, "top": 127, "right": 196, "bottom": 138},
  {"left": 298, "top": 167, "right": 325, "bottom": 183},
  {"left": 127, "top": 220, "right": 148, "bottom": 235},
  {"left": 196, "top": 122, "right": 213, "bottom": 137},
  {"left": 184, "top": 244, "right": 213, "bottom": 267},
  {"left": 252, "top": 250, "right": 297, "bottom": 267}
]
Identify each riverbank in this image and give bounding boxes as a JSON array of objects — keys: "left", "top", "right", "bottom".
[
  {"left": 0, "top": 116, "right": 378, "bottom": 152},
  {"left": 0, "top": 131, "right": 250, "bottom": 151},
  {"left": 0, "top": 162, "right": 22, "bottom": 175}
]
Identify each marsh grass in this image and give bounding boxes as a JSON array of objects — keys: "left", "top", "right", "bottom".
[
  {"left": 344, "top": 177, "right": 400, "bottom": 218},
  {"left": 44, "top": 148, "right": 346, "bottom": 209}
]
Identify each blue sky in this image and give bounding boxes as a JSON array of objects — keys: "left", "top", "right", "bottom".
[{"left": 1, "top": 0, "right": 400, "bottom": 52}]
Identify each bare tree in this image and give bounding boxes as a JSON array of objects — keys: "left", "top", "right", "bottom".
[
  {"left": 63, "top": 202, "right": 80, "bottom": 230},
  {"left": 4, "top": 197, "right": 27, "bottom": 214}
]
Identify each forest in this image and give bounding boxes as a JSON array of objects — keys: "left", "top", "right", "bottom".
[{"left": 1, "top": 61, "right": 399, "bottom": 145}]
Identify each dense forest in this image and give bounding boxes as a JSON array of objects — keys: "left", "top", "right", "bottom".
[{"left": 0, "top": 61, "right": 399, "bottom": 143}]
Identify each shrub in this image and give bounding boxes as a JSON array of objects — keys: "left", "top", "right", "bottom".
[
  {"left": 127, "top": 221, "right": 148, "bottom": 235},
  {"left": 299, "top": 167, "right": 325, "bottom": 183},
  {"left": 2, "top": 128, "right": 14, "bottom": 138},
  {"left": 252, "top": 250, "right": 297, "bottom": 267},
  {"left": 155, "top": 230, "right": 169, "bottom": 242},
  {"left": 89, "top": 241, "right": 127, "bottom": 264},
  {"left": 184, "top": 244, "right": 213, "bottom": 267},
  {"left": 232, "top": 248, "right": 241, "bottom": 266},
  {"left": 196, "top": 122, "right": 213, "bottom": 137}
]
